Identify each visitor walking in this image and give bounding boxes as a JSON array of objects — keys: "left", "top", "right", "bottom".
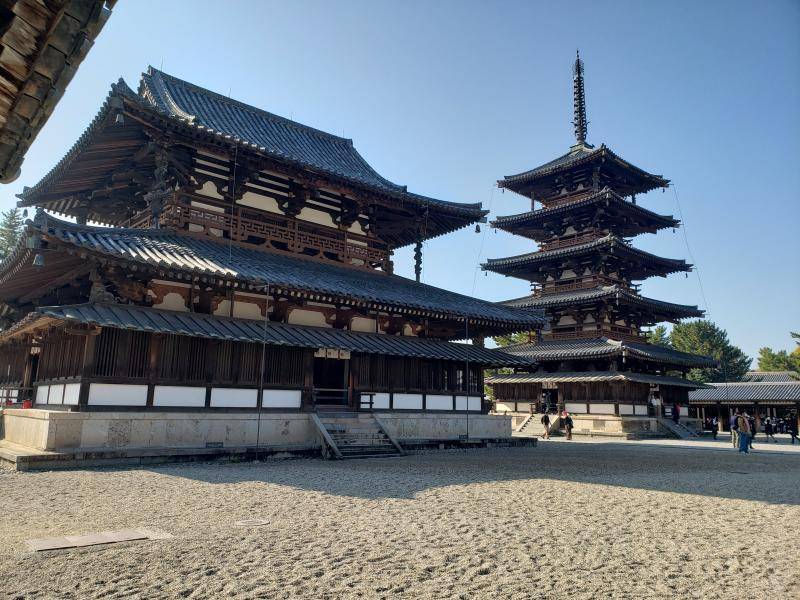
[
  {"left": 541, "top": 412, "right": 550, "bottom": 439},
  {"left": 737, "top": 411, "right": 751, "bottom": 454},
  {"left": 764, "top": 417, "right": 776, "bottom": 443},
  {"left": 747, "top": 413, "right": 756, "bottom": 449},
  {"left": 563, "top": 412, "right": 573, "bottom": 441},
  {"left": 730, "top": 409, "right": 740, "bottom": 448},
  {"left": 711, "top": 416, "right": 718, "bottom": 440},
  {"left": 789, "top": 417, "right": 798, "bottom": 445}
]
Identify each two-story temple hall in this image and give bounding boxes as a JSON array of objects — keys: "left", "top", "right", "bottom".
[{"left": 0, "top": 67, "right": 545, "bottom": 466}]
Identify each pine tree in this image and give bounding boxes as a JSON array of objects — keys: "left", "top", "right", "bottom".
[
  {"left": 0, "top": 207, "right": 24, "bottom": 261},
  {"left": 757, "top": 331, "right": 800, "bottom": 373},
  {"left": 670, "top": 320, "right": 751, "bottom": 383},
  {"left": 646, "top": 325, "right": 671, "bottom": 347}
]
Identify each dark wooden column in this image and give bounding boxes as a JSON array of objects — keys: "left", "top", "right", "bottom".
[
  {"left": 146, "top": 334, "right": 162, "bottom": 407},
  {"left": 77, "top": 329, "right": 99, "bottom": 410}
]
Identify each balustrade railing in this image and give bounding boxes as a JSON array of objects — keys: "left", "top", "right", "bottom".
[
  {"left": 533, "top": 274, "right": 626, "bottom": 296},
  {"left": 130, "top": 203, "right": 390, "bottom": 269},
  {"left": 539, "top": 229, "right": 607, "bottom": 252}
]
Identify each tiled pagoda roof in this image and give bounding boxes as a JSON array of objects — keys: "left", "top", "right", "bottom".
[
  {"left": 499, "top": 337, "right": 716, "bottom": 368},
  {"left": 481, "top": 234, "right": 691, "bottom": 279},
  {"left": 0, "top": 303, "right": 533, "bottom": 368},
  {"left": 688, "top": 381, "right": 800, "bottom": 403},
  {"left": 499, "top": 143, "right": 669, "bottom": 197},
  {"left": 502, "top": 285, "right": 703, "bottom": 320},
  {"left": 492, "top": 188, "right": 679, "bottom": 238}
]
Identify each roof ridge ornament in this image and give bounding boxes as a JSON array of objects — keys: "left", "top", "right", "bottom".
[{"left": 571, "top": 50, "right": 592, "bottom": 150}]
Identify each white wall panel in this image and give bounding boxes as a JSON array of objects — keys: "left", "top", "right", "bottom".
[
  {"left": 360, "top": 392, "right": 389, "bottom": 409},
  {"left": 588, "top": 403, "right": 616, "bottom": 415},
  {"left": 393, "top": 394, "right": 423, "bottom": 410},
  {"left": 35, "top": 385, "right": 49, "bottom": 404},
  {"left": 618, "top": 404, "right": 634, "bottom": 415},
  {"left": 262, "top": 389, "right": 302, "bottom": 408},
  {"left": 89, "top": 384, "right": 147, "bottom": 406},
  {"left": 634, "top": 405, "right": 649, "bottom": 416},
  {"left": 426, "top": 395, "right": 453, "bottom": 411},
  {"left": 455, "top": 396, "right": 481, "bottom": 411},
  {"left": 564, "top": 402, "right": 587, "bottom": 414},
  {"left": 210, "top": 388, "right": 258, "bottom": 408},
  {"left": 48, "top": 384, "right": 65, "bottom": 405},
  {"left": 153, "top": 386, "right": 206, "bottom": 407},
  {"left": 63, "top": 383, "right": 81, "bottom": 406}
]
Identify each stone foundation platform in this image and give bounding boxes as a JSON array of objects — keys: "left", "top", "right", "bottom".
[{"left": 0, "top": 408, "right": 519, "bottom": 470}]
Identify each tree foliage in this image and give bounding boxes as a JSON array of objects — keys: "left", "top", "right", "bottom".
[
  {"left": 757, "top": 331, "right": 800, "bottom": 373},
  {"left": 646, "top": 325, "right": 670, "bottom": 347},
  {"left": 492, "top": 331, "right": 533, "bottom": 347},
  {"left": 0, "top": 208, "right": 23, "bottom": 261},
  {"left": 670, "top": 320, "right": 751, "bottom": 383}
]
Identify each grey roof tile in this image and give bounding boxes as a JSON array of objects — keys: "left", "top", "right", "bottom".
[
  {"left": 689, "top": 381, "right": 800, "bottom": 402},
  {"left": 32, "top": 216, "right": 544, "bottom": 329},
  {"left": 9, "top": 303, "right": 533, "bottom": 367},
  {"left": 486, "top": 371, "right": 708, "bottom": 389}
]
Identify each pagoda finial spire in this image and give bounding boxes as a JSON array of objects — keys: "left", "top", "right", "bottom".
[{"left": 572, "top": 50, "right": 588, "bottom": 146}]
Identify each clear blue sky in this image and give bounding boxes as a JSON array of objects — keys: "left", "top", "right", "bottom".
[{"left": 3, "top": 0, "right": 798, "bottom": 360}]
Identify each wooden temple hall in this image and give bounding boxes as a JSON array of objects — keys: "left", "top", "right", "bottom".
[
  {"left": 0, "top": 66, "right": 544, "bottom": 420},
  {"left": 484, "top": 54, "right": 714, "bottom": 425}
]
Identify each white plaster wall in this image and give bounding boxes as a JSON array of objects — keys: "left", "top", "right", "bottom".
[
  {"left": 426, "top": 395, "right": 453, "bottom": 411},
  {"left": 589, "top": 403, "right": 616, "bottom": 415},
  {"left": 262, "top": 389, "right": 302, "bottom": 408},
  {"left": 288, "top": 309, "right": 330, "bottom": 328},
  {"left": 214, "top": 299, "right": 232, "bottom": 317},
  {"left": 350, "top": 316, "right": 377, "bottom": 333},
  {"left": 48, "top": 384, "right": 64, "bottom": 405},
  {"left": 196, "top": 180, "right": 223, "bottom": 199},
  {"left": 237, "top": 191, "right": 283, "bottom": 214},
  {"left": 618, "top": 404, "right": 634, "bottom": 415},
  {"left": 210, "top": 388, "right": 258, "bottom": 408},
  {"left": 298, "top": 206, "right": 336, "bottom": 228},
  {"left": 634, "top": 404, "right": 649, "bottom": 416},
  {"left": 402, "top": 324, "right": 418, "bottom": 337},
  {"left": 455, "top": 396, "right": 482, "bottom": 411},
  {"left": 154, "top": 292, "right": 188, "bottom": 312},
  {"left": 360, "top": 392, "right": 389, "bottom": 409},
  {"left": 153, "top": 386, "right": 206, "bottom": 407},
  {"left": 565, "top": 402, "right": 588, "bottom": 414},
  {"left": 233, "top": 301, "right": 262, "bottom": 320},
  {"left": 393, "top": 394, "right": 423, "bottom": 410},
  {"left": 35, "top": 385, "right": 49, "bottom": 404},
  {"left": 88, "top": 384, "right": 147, "bottom": 406},
  {"left": 63, "top": 383, "right": 80, "bottom": 406}
]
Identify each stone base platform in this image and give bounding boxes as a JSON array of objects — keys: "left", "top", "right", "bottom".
[
  {"left": 501, "top": 412, "right": 703, "bottom": 439},
  {"left": 0, "top": 408, "right": 519, "bottom": 470}
]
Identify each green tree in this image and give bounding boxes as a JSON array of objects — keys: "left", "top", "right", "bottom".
[
  {"left": 493, "top": 331, "right": 534, "bottom": 347},
  {"left": 646, "top": 325, "right": 671, "bottom": 347},
  {"left": 757, "top": 331, "right": 800, "bottom": 373},
  {"left": 0, "top": 207, "right": 24, "bottom": 260},
  {"left": 670, "top": 320, "right": 751, "bottom": 383}
]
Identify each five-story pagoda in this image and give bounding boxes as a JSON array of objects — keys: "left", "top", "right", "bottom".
[{"left": 485, "top": 54, "right": 714, "bottom": 428}]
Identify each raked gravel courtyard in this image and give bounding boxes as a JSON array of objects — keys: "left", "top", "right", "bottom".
[{"left": 1, "top": 439, "right": 798, "bottom": 599}]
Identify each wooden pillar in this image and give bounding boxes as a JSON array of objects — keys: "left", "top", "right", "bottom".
[
  {"left": 301, "top": 349, "right": 314, "bottom": 411},
  {"left": 77, "top": 331, "right": 98, "bottom": 410},
  {"left": 146, "top": 334, "right": 162, "bottom": 407}
]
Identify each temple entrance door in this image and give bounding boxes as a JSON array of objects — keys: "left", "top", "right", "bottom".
[{"left": 313, "top": 356, "right": 350, "bottom": 407}]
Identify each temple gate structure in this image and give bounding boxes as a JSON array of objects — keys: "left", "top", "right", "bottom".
[
  {"left": 0, "top": 67, "right": 543, "bottom": 466},
  {"left": 484, "top": 54, "right": 714, "bottom": 437}
]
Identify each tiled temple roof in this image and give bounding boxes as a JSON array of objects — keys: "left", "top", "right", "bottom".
[
  {"left": 486, "top": 371, "right": 708, "bottom": 389},
  {"left": 502, "top": 285, "right": 703, "bottom": 320},
  {"left": 741, "top": 371, "right": 799, "bottom": 383},
  {"left": 9, "top": 214, "right": 545, "bottom": 330},
  {"left": 19, "top": 68, "right": 486, "bottom": 222},
  {"left": 0, "top": 303, "right": 533, "bottom": 367},
  {"left": 689, "top": 381, "right": 800, "bottom": 403},
  {"left": 500, "top": 337, "right": 716, "bottom": 368}
]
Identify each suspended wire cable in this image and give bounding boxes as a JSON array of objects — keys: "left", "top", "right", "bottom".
[
  {"left": 471, "top": 183, "right": 496, "bottom": 296},
  {"left": 671, "top": 183, "right": 709, "bottom": 315}
]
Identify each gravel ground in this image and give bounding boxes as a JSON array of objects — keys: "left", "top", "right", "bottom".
[{"left": 1, "top": 441, "right": 798, "bottom": 599}]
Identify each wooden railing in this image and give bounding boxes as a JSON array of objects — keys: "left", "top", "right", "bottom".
[
  {"left": 131, "top": 203, "right": 391, "bottom": 270},
  {"left": 545, "top": 326, "right": 646, "bottom": 343},
  {"left": 539, "top": 229, "right": 607, "bottom": 252},
  {"left": 533, "top": 274, "right": 626, "bottom": 296}
]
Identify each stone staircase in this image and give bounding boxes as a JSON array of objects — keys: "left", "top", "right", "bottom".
[
  {"left": 658, "top": 418, "right": 700, "bottom": 439},
  {"left": 516, "top": 413, "right": 560, "bottom": 437},
  {"left": 311, "top": 412, "right": 404, "bottom": 459}
]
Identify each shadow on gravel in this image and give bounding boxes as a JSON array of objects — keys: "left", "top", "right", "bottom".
[{"left": 152, "top": 441, "right": 800, "bottom": 505}]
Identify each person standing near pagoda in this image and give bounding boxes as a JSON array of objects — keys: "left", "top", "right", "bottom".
[
  {"left": 541, "top": 412, "right": 551, "bottom": 439},
  {"left": 563, "top": 412, "right": 574, "bottom": 440},
  {"left": 736, "top": 411, "right": 751, "bottom": 454}
]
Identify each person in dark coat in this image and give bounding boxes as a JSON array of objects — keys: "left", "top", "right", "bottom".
[
  {"left": 541, "top": 412, "right": 551, "bottom": 439},
  {"left": 563, "top": 412, "right": 574, "bottom": 440}
]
